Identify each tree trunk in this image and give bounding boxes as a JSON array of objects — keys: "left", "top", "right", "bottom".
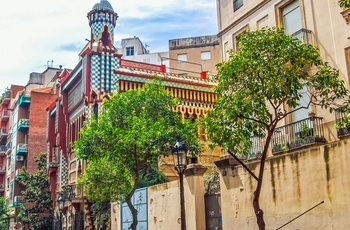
[
  {"left": 127, "top": 147, "right": 142, "bottom": 230},
  {"left": 253, "top": 193, "right": 265, "bottom": 230},
  {"left": 252, "top": 129, "right": 274, "bottom": 230},
  {"left": 126, "top": 187, "right": 137, "bottom": 230}
]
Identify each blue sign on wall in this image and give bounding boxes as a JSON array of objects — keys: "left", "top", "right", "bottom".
[{"left": 121, "top": 188, "right": 148, "bottom": 230}]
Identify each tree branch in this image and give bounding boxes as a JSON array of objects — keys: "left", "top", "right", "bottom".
[{"left": 228, "top": 150, "right": 258, "bottom": 181}]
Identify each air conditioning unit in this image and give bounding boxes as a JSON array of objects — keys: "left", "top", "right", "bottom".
[{"left": 16, "top": 156, "right": 24, "bottom": 161}]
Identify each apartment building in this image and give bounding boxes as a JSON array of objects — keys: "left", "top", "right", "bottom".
[
  {"left": 0, "top": 85, "right": 24, "bottom": 199},
  {"left": 118, "top": 36, "right": 170, "bottom": 69},
  {"left": 169, "top": 35, "right": 220, "bottom": 79},
  {"left": 3, "top": 68, "right": 58, "bottom": 228},
  {"left": 215, "top": 0, "right": 350, "bottom": 229}
]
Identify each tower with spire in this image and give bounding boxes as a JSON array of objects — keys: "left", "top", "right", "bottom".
[{"left": 83, "top": 0, "right": 120, "bottom": 98}]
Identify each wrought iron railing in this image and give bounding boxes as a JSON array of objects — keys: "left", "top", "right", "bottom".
[
  {"left": 292, "top": 28, "right": 315, "bottom": 46},
  {"left": 335, "top": 106, "right": 350, "bottom": 136},
  {"left": 247, "top": 136, "right": 265, "bottom": 160},
  {"left": 17, "top": 143, "right": 28, "bottom": 154},
  {"left": 271, "top": 117, "right": 325, "bottom": 153},
  {"left": 5, "top": 141, "right": 12, "bottom": 151}
]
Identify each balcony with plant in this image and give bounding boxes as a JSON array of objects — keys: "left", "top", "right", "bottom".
[
  {"left": 272, "top": 117, "right": 326, "bottom": 154},
  {"left": 335, "top": 106, "right": 350, "bottom": 137}
]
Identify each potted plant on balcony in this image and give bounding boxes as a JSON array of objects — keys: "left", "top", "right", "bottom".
[
  {"left": 272, "top": 143, "right": 289, "bottom": 154},
  {"left": 300, "top": 122, "right": 314, "bottom": 144},
  {"left": 289, "top": 122, "right": 314, "bottom": 149},
  {"left": 335, "top": 116, "right": 350, "bottom": 136}
]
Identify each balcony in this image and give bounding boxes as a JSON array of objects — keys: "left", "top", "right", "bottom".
[
  {"left": 247, "top": 136, "right": 264, "bottom": 160},
  {"left": 17, "top": 119, "right": 30, "bottom": 132},
  {"left": 292, "top": 28, "right": 315, "bottom": 46},
  {"left": 16, "top": 143, "right": 28, "bottom": 156},
  {"left": 19, "top": 95, "right": 31, "bottom": 108},
  {"left": 13, "top": 196, "right": 25, "bottom": 206},
  {"left": 335, "top": 106, "right": 350, "bottom": 137},
  {"left": 272, "top": 117, "right": 326, "bottom": 154},
  {"left": 5, "top": 141, "right": 12, "bottom": 154},
  {"left": 48, "top": 147, "right": 59, "bottom": 168},
  {"left": 15, "top": 168, "right": 24, "bottom": 179},
  {"left": 1, "top": 109, "right": 9, "bottom": 122},
  {"left": 0, "top": 127, "right": 8, "bottom": 141}
]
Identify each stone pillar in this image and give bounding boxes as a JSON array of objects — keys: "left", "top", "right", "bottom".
[
  {"left": 184, "top": 163, "right": 208, "bottom": 230},
  {"left": 214, "top": 154, "right": 242, "bottom": 230}
]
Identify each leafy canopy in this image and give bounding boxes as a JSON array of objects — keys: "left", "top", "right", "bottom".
[
  {"left": 16, "top": 154, "right": 53, "bottom": 230},
  {"left": 205, "top": 27, "right": 350, "bottom": 156},
  {"left": 74, "top": 78, "right": 199, "bottom": 201},
  {"left": 0, "top": 197, "right": 9, "bottom": 229},
  {"left": 339, "top": 0, "right": 350, "bottom": 8}
]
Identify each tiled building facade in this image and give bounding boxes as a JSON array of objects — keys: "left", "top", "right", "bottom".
[{"left": 45, "top": 0, "right": 219, "bottom": 229}]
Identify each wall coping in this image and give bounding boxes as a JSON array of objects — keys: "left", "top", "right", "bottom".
[
  {"left": 214, "top": 154, "right": 241, "bottom": 168},
  {"left": 184, "top": 164, "right": 208, "bottom": 177}
]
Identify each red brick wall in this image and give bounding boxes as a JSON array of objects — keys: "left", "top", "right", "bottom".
[
  {"left": 10, "top": 85, "right": 24, "bottom": 97},
  {"left": 26, "top": 91, "right": 56, "bottom": 173}
]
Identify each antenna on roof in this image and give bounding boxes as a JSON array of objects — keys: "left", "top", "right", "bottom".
[
  {"left": 145, "top": 43, "right": 150, "bottom": 53},
  {"left": 46, "top": 60, "right": 54, "bottom": 68}
]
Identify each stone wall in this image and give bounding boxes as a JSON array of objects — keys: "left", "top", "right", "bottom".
[
  {"left": 217, "top": 137, "right": 350, "bottom": 229},
  {"left": 111, "top": 164, "right": 207, "bottom": 230}
]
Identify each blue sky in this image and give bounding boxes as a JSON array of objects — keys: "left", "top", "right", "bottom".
[{"left": 0, "top": 0, "right": 218, "bottom": 92}]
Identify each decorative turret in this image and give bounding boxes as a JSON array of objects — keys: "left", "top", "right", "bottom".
[
  {"left": 87, "top": 0, "right": 118, "bottom": 47},
  {"left": 85, "top": 0, "right": 120, "bottom": 97}
]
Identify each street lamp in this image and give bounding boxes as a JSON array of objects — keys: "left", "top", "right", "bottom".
[
  {"left": 57, "top": 192, "right": 65, "bottom": 230},
  {"left": 171, "top": 136, "right": 188, "bottom": 230},
  {"left": 57, "top": 185, "right": 75, "bottom": 230}
]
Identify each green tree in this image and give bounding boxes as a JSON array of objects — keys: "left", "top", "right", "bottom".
[
  {"left": 90, "top": 201, "right": 111, "bottom": 230},
  {"left": 339, "top": 0, "right": 350, "bottom": 8},
  {"left": 0, "top": 197, "right": 9, "bottom": 229},
  {"left": 74, "top": 79, "right": 199, "bottom": 230},
  {"left": 205, "top": 28, "right": 350, "bottom": 230},
  {"left": 16, "top": 154, "right": 53, "bottom": 229}
]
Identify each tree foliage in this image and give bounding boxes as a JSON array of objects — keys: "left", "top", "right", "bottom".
[
  {"left": 205, "top": 28, "right": 350, "bottom": 229},
  {"left": 339, "top": 0, "right": 350, "bottom": 8},
  {"left": 74, "top": 79, "right": 199, "bottom": 230},
  {"left": 16, "top": 154, "right": 53, "bottom": 230},
  {"left": 0, "top": 197, "right": 9, "bottom": 229},
  {"left": 90, "top": 201, "right": 111, "bottom": 230}
]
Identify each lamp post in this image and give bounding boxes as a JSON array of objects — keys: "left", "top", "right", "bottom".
[
  {"left": 57, "top": 185, "right": 74, "bottom": 230},
  {"left": 57, "top": 192, "right": 65, "bottom": 230},
  {"left": 171, "top": 136, "right": 188, "bottom": 230}
]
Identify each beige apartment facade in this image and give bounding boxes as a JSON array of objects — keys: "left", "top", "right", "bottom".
[
  {"left": 217, "top": 0, "right": 350, "bottom": 142},
  {"left": 169, "top": 35, "right": 220, "bottom": 79},
  {"left": 215, "top": 0, "right": 350, "bottom": 229}
]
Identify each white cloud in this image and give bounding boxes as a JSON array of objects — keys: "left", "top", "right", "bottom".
[{"left": 0, "top": 0, "right": 217, "bottom": 91}]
